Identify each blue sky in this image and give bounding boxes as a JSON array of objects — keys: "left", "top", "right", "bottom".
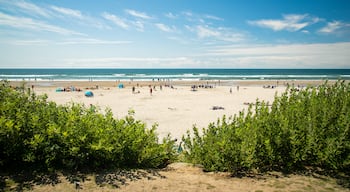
[{"left": 0, "top": 0, "right": 349, "bottom": 68}]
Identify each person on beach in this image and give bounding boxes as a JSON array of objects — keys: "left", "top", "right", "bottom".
[
  {"left": 150, "top": 87, "right": 153, "bottom": 95},
  {"left": 230, "top": 87, "right": 232, "bottom": 94},
  {"left": 89, "top": 104, "right": 96, "bottom": 112}
]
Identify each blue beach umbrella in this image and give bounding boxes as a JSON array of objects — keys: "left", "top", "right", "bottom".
[
  {"left": 84, "top": 90, "right": 94, "bottom": 97},
  {"left": 118, "top": 83, "right": 124, "bottom": 88}
]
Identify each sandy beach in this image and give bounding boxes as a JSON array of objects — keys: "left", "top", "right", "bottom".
[{"left": 12, "top": 80, "right": 330, "bottom": 140}]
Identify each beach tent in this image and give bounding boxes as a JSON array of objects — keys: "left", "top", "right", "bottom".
[
  {"left": 56, "top": 87, "right": 63, "bottom": 92},
  {"left": 84, "top": 90, "right": 94, "bottom": 97},
  {"left": 118, "top": 83, "right": 124, "bottom": 88}
]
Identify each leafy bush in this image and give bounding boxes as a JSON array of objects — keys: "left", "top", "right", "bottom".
[
  {"left": 182, "top": 80, "right": 350, "bottom": 173},
  {"left": 0, "top": 81, "right": 176, "bottom": 171}
]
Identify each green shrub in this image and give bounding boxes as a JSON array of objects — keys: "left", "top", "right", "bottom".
[
  {"left": 182, "top": 80, "right": 350, "bottom": 173},
  {"left": 0, "top": 81, "right": 176, "bottom": 171}
]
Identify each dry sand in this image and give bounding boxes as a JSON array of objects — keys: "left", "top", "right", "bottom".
[
  {"left": 28, "top": 80, "right": 291, "bottom": 140},
  {"left": 22, "top": 163, "right": 350, "bottom": 192},
  {"left": 14, "top": 79, "right": 333, "bottom": 140}
]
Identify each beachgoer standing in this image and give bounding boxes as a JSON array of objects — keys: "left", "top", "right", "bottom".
[
  {"left": 150, "top": 87, "right": 153, "bottom": 96},
  {"left": 230, "top": 88, "right": 232, "bottom": 94},
  {"left": 89, "top": 104, "right": 96, "bottom": 112}
]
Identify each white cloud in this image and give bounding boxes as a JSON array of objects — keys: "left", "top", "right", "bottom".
[
  {"left": 301, "top": 30, "right": 310, "bottom": 34},
  {"left": 51, "top": 6, "right": 109, "bottom": 30},
  {"left": 1, "top": 1, "right": 108, "bottom": 30},
  {"left": 57, "top": 38, "right": 132, "bottom": 45},
  {"left": 318, "top": 21, "right": 346, "bottom": 34},
  {"left": 132, "top": 20, "right": 144, "bottom": 31},
  {"left": 248, "top": 14, "right": 317, "bottom": 32},
  {"left": 204, "top": 14, "right": 223, "bottom": 21},
  {"left": 0, "top": 12, "right": 84, "bottom": 35},
  {"left": 65, "top": 57, "right": 191, "bottom": 68},
  {"left": 209, "top": 42, "right": 349, "bottom": 56},
  {"left": 182, "top": 11, "right": 193, "bottom": 17},
  {"left": 51, "top": 6, "right": 82, "bottom": 18},
  {"left": 155, "top": 23, "right": 176, "bottom": 33},
  {"left": 6, "top": 38, "right": 132, "bottom": 46},
  {"left": 312, "top": 17, "right": 322, "bottom": 23},
  {"left": 196, "top": 25, "right": 220, "bottom": 38},
  {"left": 69, "top": 57, "right": 187, "bottom": 62},
  {"left": 283, "top": 14, "right": 306, "bottom": 22},
  {"left": 187, "top": 25, "right": 245, "bottom": 43},
  {"left": 10, "top": 39, "right": 50, "bottom": 45},
  {"left": 219, "top": 32, "right": 246, "bottom": 43},
  {"left": 13, "top": 0, "right": 50, "bottom": 18},
  {"left": 102, "top": 11, "right": 150, "bottom": 31},
  {"left": 206, "top": 42, "right": 350, "bottom": 68},
  {"left": 102, "top": 12, "right": 128, "bottom": 29},
  {"left": 182, "top": 11, "right": 223, "bottom": 24},
  {"left": 62, "top": 45, "right": 350, "bottom": 68},
  {"left": 125, "top": 9, "right": 152, "bottom": 19},
  {"left": 165, "top": 12, "right": 177, "bottom": 19},
  {"left": 167, "top": 36, "right": 189, "bottom": 44}
]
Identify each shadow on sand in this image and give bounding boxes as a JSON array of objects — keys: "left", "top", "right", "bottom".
[{"left": 0, "top": 166, "right": 166, "bottom": 191}]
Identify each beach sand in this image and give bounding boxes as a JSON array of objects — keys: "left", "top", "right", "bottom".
[
  {"left": 28, "top": 162, "right": 349, "bottom": 192},
  {"left": 17, "top": 80, "right": 327, "bottom": 140}
]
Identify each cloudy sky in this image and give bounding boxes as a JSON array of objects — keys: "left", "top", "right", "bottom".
[{"left": 0, "top": 0, "right": 349, "bottom": 68}]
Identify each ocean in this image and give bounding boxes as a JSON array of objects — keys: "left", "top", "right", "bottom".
[{"left": 0, "top": 69, "right": 349, "bottom": 81}]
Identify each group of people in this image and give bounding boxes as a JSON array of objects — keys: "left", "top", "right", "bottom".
[
  {"left": 229, "top": 85, "right": 240, "bottom": 93},
  {"left": 190, "top": 84, "right": 216, "bottom": 91},
  {"left": 56, "top": 86, "right": 82, "bottom": 92},
  {"left": 263, "top": 85, "right": 276, "bottom": 89},
  {"left": 131, "top": 84, "right": 167, "bottom": 95},
  {"left": 197, "top": 84, "right": 215, "bottom": 89}
]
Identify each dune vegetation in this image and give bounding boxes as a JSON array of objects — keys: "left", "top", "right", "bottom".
[
  {"left": 0, "top": 81, "right": 176, "bottom": 172},
  {"left": 182, "top": 80, "right": 350, "bottom": 173}
]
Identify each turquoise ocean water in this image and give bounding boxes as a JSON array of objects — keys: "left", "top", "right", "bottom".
[{"left": 0, "top": 69, "right": 349, "bottom": 81}]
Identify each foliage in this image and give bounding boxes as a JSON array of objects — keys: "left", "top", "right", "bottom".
[
  {"left": 182, "top": 80, "right": 350, "bottom": 173},
  {"left": 0, "top": 81, "right": 176, "bottom": 171}
]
